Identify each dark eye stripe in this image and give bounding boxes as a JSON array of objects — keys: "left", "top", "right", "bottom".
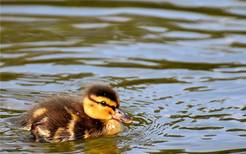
[
  {"left": 88, "top": 96, "right": 116, "bottom": 111},
  {"left": 99, "top": 101, "right": 116, "bottom": 111}
]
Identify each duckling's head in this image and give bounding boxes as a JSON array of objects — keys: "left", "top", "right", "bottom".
[{"left": 82, "top": 83, "right": 132, "bottom": 124}]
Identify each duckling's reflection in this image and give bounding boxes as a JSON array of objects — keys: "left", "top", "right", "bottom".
[
  {"left": 83, "top": 137, "right": 121, "bottom": 154},
  {"left": 44, "top": 141, "right": 78, "bottom": 153},
  {"left": 44, "top": 137, "right": 121, "bottom": 154}
]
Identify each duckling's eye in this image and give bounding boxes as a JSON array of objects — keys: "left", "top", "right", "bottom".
[{"left": 101, "top": 101, "right": 107, "bottom": 105}]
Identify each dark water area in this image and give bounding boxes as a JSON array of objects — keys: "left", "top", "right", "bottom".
[{"left": 0, "top": 0, "right": 246, "bottom": 153}]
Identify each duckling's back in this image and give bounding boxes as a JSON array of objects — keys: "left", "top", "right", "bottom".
[{"left": 19, "top": 96, "right": 103, "bottom": 142}]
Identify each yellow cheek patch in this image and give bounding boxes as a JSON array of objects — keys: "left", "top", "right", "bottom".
[
  {"left": 90, "top": 95, "right": 117, "bottom": 107},
  {"left": 83, "top": 97, "right": 114, "bottom": 120},
  {"left": 32, "top": 108, "right": 47, "bottom": 118},
  {"left": 100, "top": 107, "right": 114, "bottom": 118},
  {"left": 92, "top": 105, "right": 113, "bottom": 119},
  {"left": 104, "top": 107, "right": 115, "bottom": 115}
]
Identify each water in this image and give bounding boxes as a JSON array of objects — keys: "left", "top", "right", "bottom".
[{"left": 1, "top": 0, "right": 246, "bottom": 153}]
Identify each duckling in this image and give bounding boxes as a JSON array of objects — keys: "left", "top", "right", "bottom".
[{"left": 19, "top": 83, "right": 132, "bottom": 142}]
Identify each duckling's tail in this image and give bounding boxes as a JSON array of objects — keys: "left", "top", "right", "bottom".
[{"left": 7, "top": 114, "right": 29, "bottom": 128}]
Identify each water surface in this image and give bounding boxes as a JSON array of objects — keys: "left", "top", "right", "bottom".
[{"left": 1, "top": 0, "right": 246, "bottom": 153}]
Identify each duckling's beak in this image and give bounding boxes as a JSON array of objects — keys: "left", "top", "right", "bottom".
[{"left": 112, "top": 109, "right": 132, "bottom": 124}]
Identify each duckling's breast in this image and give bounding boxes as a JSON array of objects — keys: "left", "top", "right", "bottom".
[{"left": 104, "top": 119, "right": 123, "bottom": 136}]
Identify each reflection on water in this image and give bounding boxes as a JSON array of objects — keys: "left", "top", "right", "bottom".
[{"left": 1, "top": 0, "right": 246, "bottom": 153}]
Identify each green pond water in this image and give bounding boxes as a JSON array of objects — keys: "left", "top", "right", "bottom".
[{"left": 0, "top": 0, "right": 246, "bottom": 153}]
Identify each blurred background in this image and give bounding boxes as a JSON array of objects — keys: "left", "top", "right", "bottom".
[{"left": 0, "top": 0, "right": 246, "bottom": 153}]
